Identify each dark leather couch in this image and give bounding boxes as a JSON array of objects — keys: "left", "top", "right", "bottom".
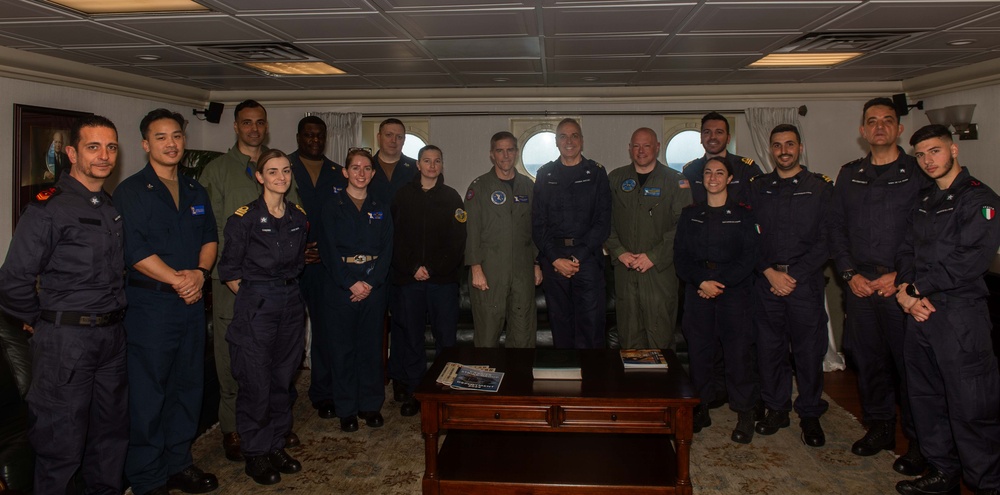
[
  {"left": 421, "top": 258, "right": 622, "bottom": 361},
  {"left": 0, "top": 314, "right": 33, "bottom": 494}
]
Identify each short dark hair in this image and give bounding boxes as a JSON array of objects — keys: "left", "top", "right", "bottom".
[
  {"left": 378, "top": 118, "right": 405, "bottom": 133},
  {"left": 556, "top": 118, "right": 581, "bottom": 134},
  {"left": 255, "top": 148, "right": 288, "bottom": 175},
  {"left": 234, "top": 99, "right": 266, "bottom": 120},
  {"left": 705, "top": 156, "right": 733, "bottom": 176},
  {"left": 909, "top": 124, "right": 952, "bottom": 147},
  {"left": 297, "top": 115, "right": 326, "bottom": 134},
  {"left": 69, "top": 115, "right": 118, "bottom": 148},
  {"left": 770, "top": 123, "right": 801, "bottom": 143},
  {"left": 862, "top": 97, "right": 899, "bottom": 121},
  {"left": 140, "top": 108, "right": 185, "bottom": 140},
  {"left": 701, "top": 112, "right": 730, "bottom": 133},
  {"left": 490, "top": 131, "right": 518, "bottom": 150},
  {"left": 418, "top": 144, "right": 443, "bottom": 161}
]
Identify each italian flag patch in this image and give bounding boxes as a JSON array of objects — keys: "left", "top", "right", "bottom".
[
  {"left": 755, "top": 223, "right": 762, "bottom": 234},
  {"left": 984, "top": 206, "right": 996, "bottom": 220}
]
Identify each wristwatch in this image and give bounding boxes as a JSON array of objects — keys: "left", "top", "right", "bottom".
[
  {"left": 841, "top": 269, "right": 857, "bottom": 281},
  {"left": 905, "top": 284, "right": 920, "bottom": 298},
  {"left": 197, "top": 267, "right": 212, "bottom": 281}
]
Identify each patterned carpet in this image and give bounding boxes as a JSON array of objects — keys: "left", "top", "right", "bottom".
[{"left": 185, "top": 373, "right": 906, "bottom": 494}]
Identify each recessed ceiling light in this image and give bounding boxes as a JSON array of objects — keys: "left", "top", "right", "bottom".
[
  {"left": 244, "top": 61, "right": 346, "bottom": 76},
  {"left": 749, "top": 52, "right": 862, "bottom": 67},
  {"left": 46, "top": 0, "right": 208, "bottom": 14},
  {"left": 581, "top": 76, "right": 599, "bottom": 82},
  {"left": 947, "top": 39, "right": 976, "bottom": 46},
  {"left": 136, "top": 55, "right": 161, "bottom": 61},
  {"left": 493, "top": 77, "right": 510, "bottom": 82}
]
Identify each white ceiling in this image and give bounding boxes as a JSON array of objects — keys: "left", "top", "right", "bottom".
[{"left": 2, "top": 0, "right": 1000, "bottom": 92}]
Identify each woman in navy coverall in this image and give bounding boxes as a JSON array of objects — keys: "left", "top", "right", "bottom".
[
  {"left": 218, "top": 149, "right": 307, "bottom": 485},
  {"left": 319, "top": 148, "right": 393, "bottom": 433}
]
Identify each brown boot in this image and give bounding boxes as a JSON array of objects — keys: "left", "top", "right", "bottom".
[{"left": 223, "top": 431, "right": 243, "bottom": 461}]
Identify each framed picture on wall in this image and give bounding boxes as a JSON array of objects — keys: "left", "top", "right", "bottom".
[{"left": 12, "top": 104, "right": 93, "bottom": 229}]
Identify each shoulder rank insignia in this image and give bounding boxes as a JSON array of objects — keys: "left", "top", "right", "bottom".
[
  {"left": 234, "top": 205, "right": 249, "bottom": 217},
  {"left": 818, "top": 173, "right": 833, "bottom": 183},
  {"left": 844, "top": 157, "right": 864, "bottom": 168},
  {"left": 593, "top": 161, "right": 604, "bottom": 169},
  {"left": 742, "top": 157, "right": 754, "bottom": 165},
  {"left": 455, "top": 208, "right": 467, "bottom": 223},
  {"left": 295, "top": 204, "right": 307, "bottom": 215},
  {"left": 34, "top": 186, "right": 60, "bottom": 202}
]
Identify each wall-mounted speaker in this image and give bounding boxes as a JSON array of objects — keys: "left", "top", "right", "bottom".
[{"left": 194, "top": 102, "right": 225, "bottom": 124}]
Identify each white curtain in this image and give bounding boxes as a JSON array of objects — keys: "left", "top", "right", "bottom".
[
  {"left": 308, "top": 112, "right": 362, "bottom": 164},
  {"left": 745, "top": 107, "right": 807, "bottom": 173}
]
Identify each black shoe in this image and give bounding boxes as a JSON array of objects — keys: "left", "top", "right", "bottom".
[
  {"left": 692, "top": 405, "right": 712, "bottom": 433},
  {"left": 313, "top": 400, "right": 336, "bottom": 419},
  {"left": 166, "top": 465, "right": 219, "bottom": 494},
  {"left": 400, "top": 397, "right": 420, "bottom": 417},
  {"left": 895, "top": 468, "right": 959, "bottom": 494},
  {"left": 284, "top": 431, "right": 301, "bottom": 449},
  {"left": 267, "top": 448, "right": 302, "bottom": 474},
  {"left": 894, "top": 439, "right": 929, "bottom": 477},
  {"left": 245, "top": 455, "right": 281, "bottom": 485},
  {"left": 222, "top": 431, "right": 242, "bottom": 462},
  {"left": 340, "top": 415, "right": 359, "bottom": 432},
  {"left": 359, "top": 410, "right": 384, "bottom": 427},
  {"left": 800, "top": 417, "right": 825, "bottom": 447},
  {"left": 755, "top": 409, "right": 790, "bottom": 435},
  {"left": 852, "top": 419, "right": 895, "bottom": 456},
  {"left": 393, "top": 380, "right": 409, "bottom": 402},
  {"left": 731, "top": 410, "right": 755, "bottom": 444}
]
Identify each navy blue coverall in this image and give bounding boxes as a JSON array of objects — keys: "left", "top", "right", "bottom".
[
  {"left": 287, "top": 151, "right": 345, "bottom": 407},
  {"left": 682, "top": 153, "right": 764, "bottom": 205},
  {"left": 0, "top": 175, "right": 128, "bottom": 495},
  {"left": 749, "top": 168, "right": 833, "bottom": 419},
  {"left": 218, "top": 197, "right": 308, "bottom": 456},
  {"left": 388, "top": 174, "right": 466, "bottom": 395},
  {"left": 369, "top": 151, "right": 417, "bottom": 205},
  {"left": 829, "top": 147, "right": 928, "bottom": 439},
  {"left": 114, "top": 164, "right": 217, "bottom": 495},
  {"left": 532, "top": 156, "right": 612, "bottom": 349},
  {"left": 318, "top": 189, "right": 393, "bottom": 417},
  {"left": 674, "top": 199, "right": 759, "bottom": 413},
  {"left": 896, "top": 168, "right": 1000, "bottom": 490}
]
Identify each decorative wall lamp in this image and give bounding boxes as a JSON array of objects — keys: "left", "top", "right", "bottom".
[{"left": 925, "top": 104, "right": 978, "bottom": 140}]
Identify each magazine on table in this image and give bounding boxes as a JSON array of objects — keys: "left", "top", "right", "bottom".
[
  {"left": 436, "top": 362, "right": 495, "bottom": 386},
  {"left": 450, "top": 366, "right": 505, "bottom": 392}
]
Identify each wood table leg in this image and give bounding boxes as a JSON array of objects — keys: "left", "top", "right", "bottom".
[
  {"left": 675, "top": 405, "right": 694, "bottom": 495},
  {"left": 420, "top": 400, "right": 441, "bottom": 495}
]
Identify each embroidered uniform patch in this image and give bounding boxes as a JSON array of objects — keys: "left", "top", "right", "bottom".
[
  {"left": 491, "top": 191, "right": 506, "bottom": 205},
  {"left": 678, "top": 179, "right": 689, "bottom": 189},
  {"left": 621, "top": 179, "right": 636, "bottom": 192},
  {"left": 983, "top": 206, "right": 995, "bottom": 220},
  {"left": 466, "top": 189, "right": 475, "bottom": 200},
  {"left": 455, "top": 208, "right": 467, "bottom": 223}
]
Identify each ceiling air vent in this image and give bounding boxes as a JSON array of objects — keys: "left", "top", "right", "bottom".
[
  {"left": 197, "top": 43, "right": 317, "bottom": 62},
  {"left": 776, "top": 32, "right": 916, "bottom": 53}
]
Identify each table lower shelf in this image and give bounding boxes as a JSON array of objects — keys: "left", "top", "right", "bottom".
[{"left": 434, "top": 430, "right": 678, "bottom": 494}]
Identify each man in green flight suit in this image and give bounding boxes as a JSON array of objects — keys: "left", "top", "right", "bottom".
[
  {"left": 606, "top": 127, "right": 692, "bottom": 349},
  {"left": 198, "top": 100, "right": 302, "bottom": 461},
  {"left": 465, "top": 131, "right": 543, "bottom": 348}
]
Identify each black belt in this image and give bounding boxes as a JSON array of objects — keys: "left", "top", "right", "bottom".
[
  {"left": 127, "top": 278, "right": 176, "bottom": 294},
  {"left": 772, "top": 264, "right": 790, "bottom": 273},
  {"left": 701, "top": 261, "right": 719, "bottom": 269},
  {"left": 556, "top": 238, "right": 577, "bottom": 247},
  {"left": 857, "top": 264, "right": 893, "bottom": 275},
  {"left": 241, "top": 278, "right": 298, "bottom": 287},
  {"left": 40, "top": 309, "right": 125, "bottom": 327}
]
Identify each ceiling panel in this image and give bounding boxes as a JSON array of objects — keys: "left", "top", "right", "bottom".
[
  {"left": 0, "top": 0, "right": 77, "bottom": 20},
  {"left": 648, "top": 54, "right": 758, "bottom": 71},
  {"left": 265, "top": 75, "right": 375, "bottom": 89},
  {"left": 550, "top": 57, "right": 645, "bottom": 72},
  {"left": 374, "top": 0, "right": 532, "bottom": 8},
  {"left": 893, "top": 31, "right": 1000, "bottom": 51},
  {"left": 664, "top": 33, "right": 793, "bottom": 54},
  {"left": 420, "top": 37, "right": 539, "bottom": 58},
  {"left": 719, "top": 68, "right": 826, "bottom": 84},
  {"left": 247, "top": 13, "right": 407, "bottom": 41},
  {"left": 846, "top": 50, "right": 976, "bottom": 68},
  {"left": 803, "top": 67, "right": 933, "bottom": 83},
  {"left": 442, "top": 58, "right": 541, "bottom": 72},
  {"left": 457, "top": 73, "right": 545, "bottom": 86},
  {"left": 365, "top": 73, "right": 461, "bottom": 87},
  {"left": 543, "top": 4, "right": 694, "bottom": 37},
  {"left": 549, "top": 72, "right": 635, "bottom": 85},
  {"left": 339, "top": 59, "right": 446, "bottom": 74},
  {"left": 682, "top": 2, "right": 853, "bottom": 33},
  {"left": 105, "top": 15, "right": 274, "bottom": 44},
  {"left": 546, "top": 36, "right": 665, "bottom": 57},
  {"left": 189, "top": 76, "right": 303, "bottom": 90},
  {"left": 0, "top": 21, "right": 152, "bottom": 47},
  {"left": 140, "top": 63, "right": 263, "bottom": 78},
  {"left": 390, "top": 9, "right": 537, "bottom": 39},
  {"left": 308, "top": 41, "right": 427, "bottom": 60},
  {"left": 634, "top": 70, "right": 729, "bottom": 85},
  {"left": 820, "top": 2, "right": 998, "bottom": 31},
  {"left": 204, "top": 0, "right": 370, "bottom": 13}
]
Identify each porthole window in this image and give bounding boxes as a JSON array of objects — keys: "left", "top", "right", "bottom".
[
  {"left": 520, "top": 131, "right": 558, "bottom": 179},
  {"left": 664, "top": 129, "right": 703, "bottom": 172},
  {"left": 402, "top": 133, "right": 427, "bottom": 159}
]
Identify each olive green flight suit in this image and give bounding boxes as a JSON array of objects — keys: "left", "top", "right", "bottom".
[
  {"left": 606, "top": 161, "right": 691, "bottom": 349},
  {"left": 464, "top": 169, "right": 538, "bottom": 348}
]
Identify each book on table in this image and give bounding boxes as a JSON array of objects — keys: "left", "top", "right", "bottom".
[
  {"left": 532, "top": 349, "right": 583, "bottom": 380},
  {"left": 450, "top": 366, "right": 504, "bottom": 392},
  {"left": 620, "top": 349, "right": 669, "bottom": 369}
]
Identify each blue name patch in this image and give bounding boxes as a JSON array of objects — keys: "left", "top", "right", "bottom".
[
  {"left": 642, "top": 187, "right": 661, "bottom": 197},
  {"left": 369, "top": 211, "right": 384, "bottom": 220},
  {"left": 514, "top": 195, "right": 529, "bottom": 203},
  {"left": 191, "top": 205, "right": 206, "bottom": 216}
]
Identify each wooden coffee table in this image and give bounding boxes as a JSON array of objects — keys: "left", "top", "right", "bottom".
[{"left": 414, "top": 347, "right": 698, "bottom": 494}]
